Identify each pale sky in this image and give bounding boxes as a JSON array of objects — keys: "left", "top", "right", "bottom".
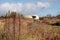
[{"left": 0, "top": 0, "right": 60, "bottom": 17}]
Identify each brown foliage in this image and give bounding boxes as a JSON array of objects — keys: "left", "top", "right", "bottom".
[{"left": 0, "top": 15, "right": 60, "bottom": 40}]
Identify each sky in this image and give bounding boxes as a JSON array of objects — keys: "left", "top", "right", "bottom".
[{"left": 0, "top": 0, "right": 60, "bottom": 17}]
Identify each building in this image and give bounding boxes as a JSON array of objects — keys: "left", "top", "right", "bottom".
[{"left": 24, "top": 15, "right": 39, "bottom": 19}]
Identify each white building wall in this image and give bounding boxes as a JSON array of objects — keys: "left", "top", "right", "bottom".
[
  {"left": 24, "top": 15, "right": 39, "bottom": 19},
  {"left": 32, "top": 15, "right": 39, "bottom": 19},
  {"left": 24, "top": 15, "right": 32, "bottom": 18}
]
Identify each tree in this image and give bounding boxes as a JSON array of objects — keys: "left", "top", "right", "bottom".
[
  {"left": 56, "top": 11, "right": 60, "bottom": 18},
  {"left": 46, "top": 14, "right": 52, "bottom": 18},
  {"left": 9, "top": 12, "right": 17, "bottom": 18},
  {"left": 56, "top": 15, "right": 60, "bottom": 19}
]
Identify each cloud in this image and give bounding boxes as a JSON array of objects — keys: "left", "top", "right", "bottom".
[
  {"left": 25, "top": 3, "right": 36, "bottom": 10},
  {"left": 37, "top": 2, "right": 50, "bottom": 9},
  {"left": 48, "top": 0, "right": 57, "bottom": 3},
  {"left": 0, "top": 3, "right": 23, "bottom": 12},
  {"left": 49, "top": 0, "right": 57, "bottom": 2},
  {"left": 0, "top": 2, "right": 50, "bottom": 15}
]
